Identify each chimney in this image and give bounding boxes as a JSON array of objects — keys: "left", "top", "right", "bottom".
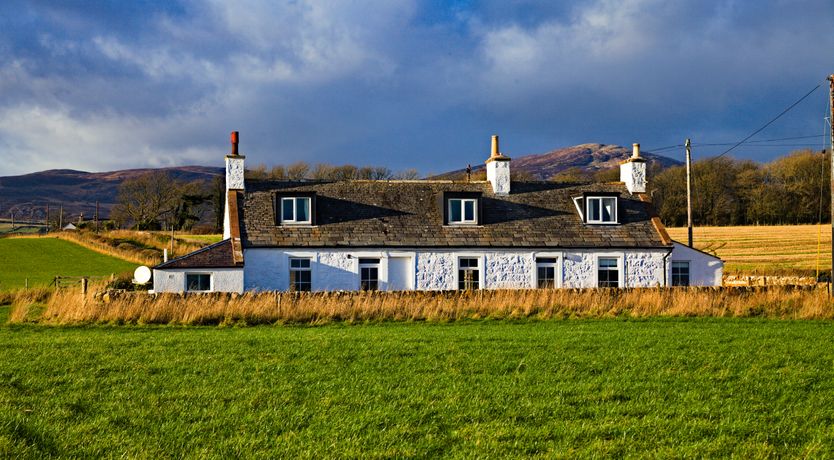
[
  {"left": 224, "top": 131, "right": 245, "bottom": 238},
  {"left": 620, "top": 142, "right": 647, "bottom": 194},
  {"left": 230, "top": 131, "right": 239, "bottom": 156},
  {"left": 485, "top": 134, "right": 511, "bottom": 195}
]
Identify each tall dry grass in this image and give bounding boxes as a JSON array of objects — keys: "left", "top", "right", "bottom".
[{"left": 8, "top": 286, "right": 834, "bottom": 326}]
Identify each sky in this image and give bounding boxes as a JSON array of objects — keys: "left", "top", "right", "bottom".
[{"left": 0, "top": 0, "right": 832, "bottom": 176}]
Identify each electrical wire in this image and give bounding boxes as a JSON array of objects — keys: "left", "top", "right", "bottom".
[{"left": 712, "top": 82, "right": 823, "bottom": 160}]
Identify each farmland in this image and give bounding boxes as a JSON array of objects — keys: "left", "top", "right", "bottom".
[
  {"left": 0, "top": 238, "right": 137, "bottom": 290},
  {"left": 667, "top": 225, "right": 831, "bottom": 275},
  {"left": 0, "top": 320, "right": 832, "bottom": 457}
]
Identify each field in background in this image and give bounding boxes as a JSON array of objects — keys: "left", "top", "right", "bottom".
[
  {"left": 0, "top": 239, "right": 137, "bottom": 290},
  {"left": 0, "top": 320, "right": 832, "bottom": 457},
  {"left": 667, "top": 225, "right": 831, "bottom": 275}
]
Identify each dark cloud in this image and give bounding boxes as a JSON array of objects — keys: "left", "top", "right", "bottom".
[{"left": 0, "top": 0, "right": 831, "bottom": 175}]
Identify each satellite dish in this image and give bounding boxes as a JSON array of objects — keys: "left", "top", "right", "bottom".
[{"left": 134, "top": 266, "right": 152, "bottom": 285}]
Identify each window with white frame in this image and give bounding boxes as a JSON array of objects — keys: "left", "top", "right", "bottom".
[
  {"left": 289, "top": 258, "right": 312, "bottom": 292},
  {"left": 186, "top": 273, "right": 211, "bottom": 292},
  {"left": 536, "top": 257, "right": 558, "bottom": 289},
  {"left": 597, "top": 258, "right": 619, "bottom": 288},
  {"left": 359, "top": 258, "right": 380, "bottom": 291},
  {"left": 281, "top": 197, "right": 312, "bottom": 224},
  {"left": 458, "top": 257, "right": 480, "bottom": 290},
  {"left": 448, "top": 198, "right": 478, "bottom": 225},
  {"left": 586, "top": 197, "right": 617, "bottom": 224},
  {"left": 671, "top": 261, "right": 690, "bottom": 287}
]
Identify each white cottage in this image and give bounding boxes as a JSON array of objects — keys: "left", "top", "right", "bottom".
[{"left": 153, "top": 132, "right": 722, "bottom": 293}]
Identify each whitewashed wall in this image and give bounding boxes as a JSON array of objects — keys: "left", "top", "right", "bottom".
[
  {"left": 241, "top": 248, "right": 673, "bottom": 292},
  {"left": 153, "top": 268, "right": 244, "bottom": 293},
  {"left": 668, "top": 242, "right": 724, "bottom": 286}
]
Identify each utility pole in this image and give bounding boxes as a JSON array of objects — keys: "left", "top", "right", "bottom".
[
  {"left": 95, "top": 200, "right": 99, "bottom": 233},
  {"left": 59, "top": 204, "right": 63, "bottom": 229},
  {"left": 828, "top": 74, "right": 834, "bottom": 293},
  {"left": 170, "top": 224, "right": 175, "bottom": 258},
  {"left": 685, "top": 138, "right": 693, "bottom": 248}
]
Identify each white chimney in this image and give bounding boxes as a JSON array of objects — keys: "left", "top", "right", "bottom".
[
  {"left": 485, "top": 134, "right": 511, "bottom": 195},
  {"left": 619, "top": 143, "right": 647, "bottom": 194},
  {"left": 224, "top": 131, "right": 245, "bottom": 239}
]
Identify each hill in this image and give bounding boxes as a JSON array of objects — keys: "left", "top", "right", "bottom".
[
  {"left": 0, "top": 166, "right": 223, "bottom": 221},
  {"left": 436, "top": 143, "right": 681, "bottom": 180},
  {"left": 0, "top": 237, "right": 138, "bottom": 289}
]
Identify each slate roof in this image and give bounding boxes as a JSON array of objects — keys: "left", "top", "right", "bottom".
[
  {"left": 154, "top": 238, "right": 240, "bottom": 269},
  {"left": 239, "top": 180, "right": 671, "bottom": 249}
]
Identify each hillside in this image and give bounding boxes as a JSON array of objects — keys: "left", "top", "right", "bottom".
[
  {"left": 0, "top": 166, "right": 223, "bottom": 220},
  {"left": 0, "top": 238, "right": 137, "bottom": 289},
  {"left": 437, "top": 144, "right": 681, "bottom": 180}
]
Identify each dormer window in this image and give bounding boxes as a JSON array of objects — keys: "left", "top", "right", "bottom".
[
  {"left": 448, "top": 198, "right": 478, "bottom": 225},
  {"left": 585, "top": 196, "right": 617, "bottom": 224},
  {"left": 281, "top": 197, "right": 312, "bottom": 224}
]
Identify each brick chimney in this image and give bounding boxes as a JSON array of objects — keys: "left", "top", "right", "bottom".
[
  {"left": 485, "top": 134, "right": 511, "bottom": 195},
  {"left": 619, "top": 143, "right": 647, "bottom": 194},
  {"left": 224, "top": 131, "right": 245, "bottom": 239}
]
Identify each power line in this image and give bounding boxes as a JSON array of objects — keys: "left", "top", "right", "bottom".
[{"left": 713, "top": 82, "right": 823, "bottom": 159}]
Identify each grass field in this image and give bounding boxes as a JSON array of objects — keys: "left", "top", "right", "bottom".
[
  {"left": 668, "top": 225, "right": 832, "bottom": 275},
  {"left": 0, "top": 238, "right": 137, "bottom": 290},
  {"left": 0, "top": 320, "right": 832, "bottom": 457}
]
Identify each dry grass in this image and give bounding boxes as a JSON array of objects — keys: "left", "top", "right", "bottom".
[
  {"left": 7, "top": 286, "right": 833, "bottom": 326},
  {"left": 667, "top": 225, "right": 832, "bottom": 276}
]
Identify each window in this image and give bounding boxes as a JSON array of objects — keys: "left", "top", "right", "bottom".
[
  {"left": 281, "top": 197, "right": 311, "bottom": 224},
  {"left": 359, "top": 258, "right": 380, "bottom": 291},
  {"left": 671, "top": 261, "right": 690, "bottom": 287},
  {"left": 458, "top": 257, "right": 480, "bottom": 290},
  {"left": 536, "top": 257, "right": 558, "bottom": 289},
  {"left": 586, "top": 197, "right": 617, "bottom": 224},
  {"left": 448, "top": 198, "right": 478, "bottom": 224},
  {"left": 597, "top": 258, "right": 619, "bottom": 288},
  {"left": 186, "top": 273, "right": 211, "bottom": 292},
  {"left": 289, "top": 258, "right": 312, "bottom": 292}
]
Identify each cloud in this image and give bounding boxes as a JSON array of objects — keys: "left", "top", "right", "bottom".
[{"left": 0, "top": 0, "right": 832, "bottom": 175}]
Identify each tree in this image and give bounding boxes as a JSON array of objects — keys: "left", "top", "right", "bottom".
[{"left": 111, "top": 172, "right": 209, "bottom": 230}]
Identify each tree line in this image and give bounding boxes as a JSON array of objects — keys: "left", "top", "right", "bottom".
[{"left": 651, "top": 149, "right": 830, "bottom": 226}]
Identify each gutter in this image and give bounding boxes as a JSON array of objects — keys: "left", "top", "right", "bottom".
[{"left": 662, "top": 247, "right": 673, "bottom": 287}]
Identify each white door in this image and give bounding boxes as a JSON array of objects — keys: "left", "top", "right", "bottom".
[{"left": 387, "top": 257, "right": 413, "bottom": 291}]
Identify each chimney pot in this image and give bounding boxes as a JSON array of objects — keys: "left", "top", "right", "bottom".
[
  {"left": 491, "top": 135, "right": 500, "bottom": 158},
  {"left": 632, "top": 143, "right": 640, "bottom": 159},
  {"left": 230, "top": 131, "right": 239, "bottom": 156}
]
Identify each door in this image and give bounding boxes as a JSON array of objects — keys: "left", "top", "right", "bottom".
[{"left": 387, "top": 256, "right": 413, "bottom": 291}]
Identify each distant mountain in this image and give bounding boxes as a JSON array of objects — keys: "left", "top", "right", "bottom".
[
  {"left": 435, "top": 143, "right": 682, "bottom": 180},
  {"left": 0, "top": 166, "right": 223, "bottom": 221}
]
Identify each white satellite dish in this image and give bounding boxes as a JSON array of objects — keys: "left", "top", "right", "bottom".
[{"left": 133, "top": 266, "right": 152, "bottom": 285}]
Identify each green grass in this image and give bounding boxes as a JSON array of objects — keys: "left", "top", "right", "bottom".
[
  {"left": 1, "top": 320, "right": 833, "bottom": 457},
  {"left": 0, "top": 238, "right": 137, "bottom": 290}
]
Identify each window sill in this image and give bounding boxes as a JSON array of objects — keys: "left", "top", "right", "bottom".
[
  {"left": 444, "top": 223, "right": 482, "bottom": 228},
  {"left": 585, "top": 221, "right": 619, "bottom": 226}
]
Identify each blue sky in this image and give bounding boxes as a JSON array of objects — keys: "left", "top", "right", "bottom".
[{"left": 0, "top": 0, "right": 832, "bottom": 175}]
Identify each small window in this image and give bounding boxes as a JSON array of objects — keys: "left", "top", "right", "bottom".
[
  {"left": 672, "top": 261, "right": 690, "bottom": 287},
  {"left": 597, "top": 258, "right": 619, "bottom": 288},
  {"left": 458, "top": 257, "right": 480, "bottom": 290},
  {"left": 289, "top": 258, "right": 312, "bottom": 292},
  {"left": 586, "top": 197, "right": 617, "bottom": 224},
  {"left": 359, "top": 258, "right": 380, "bottom": 291},
  {"left": 536, "top": 257, "right": 558, "bottom": 289},
  {"left": 186, "top": 273, "right": 211, "bottom": 292},
  {"left": 281, "top": 197, "right": 312, "bottom": 224},
  {"left": 448, "top": 198, "right": 478, "bottom": 225}
]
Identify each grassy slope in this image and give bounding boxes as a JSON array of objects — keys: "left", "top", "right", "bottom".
[
  {"left": 0, "top": 238, "right": 137, "bottom": 289},
  {"left": 1, "top": 320, "right": 832, "bottom": 458},
  {"left": 668, "top": 224, "right": 832, "bottom": 275}
]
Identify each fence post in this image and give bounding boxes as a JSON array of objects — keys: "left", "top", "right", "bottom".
[
  {"left": 25, "top": 278, "right": 28, "bottom": 289},
  {"left": 81, "top": 277, "right": 88, "bottom": 296}
]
